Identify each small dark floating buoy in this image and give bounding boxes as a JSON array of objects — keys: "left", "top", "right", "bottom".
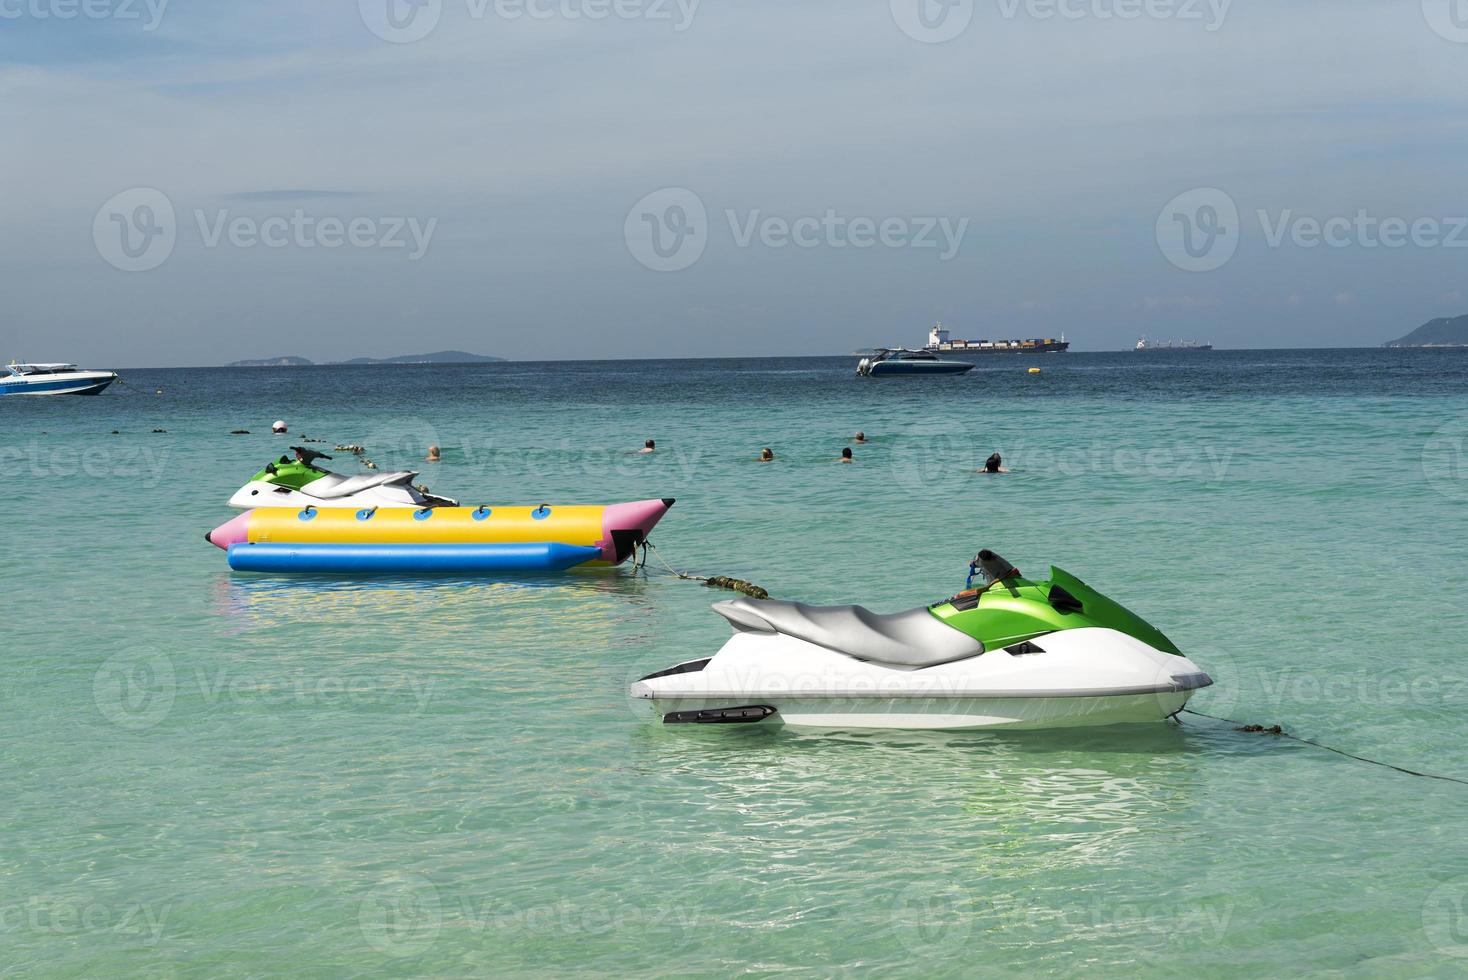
[
  {"left": 110, "top": 430, "right": 120, "bottom": 435},
  {"left": 1237, "top": 724, "right": 1285, "bottom": 736},
  {"left": 704, "top": 576, "right": 770, "bottom": 600}
]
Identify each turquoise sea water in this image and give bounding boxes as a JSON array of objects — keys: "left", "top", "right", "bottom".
[{"left": 4, "top": 349, "right": 1468, "bottom": 976}]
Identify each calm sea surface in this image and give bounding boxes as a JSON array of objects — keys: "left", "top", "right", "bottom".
[{"left": 3, "top": 349, "right": 1467, "bottom": 976}]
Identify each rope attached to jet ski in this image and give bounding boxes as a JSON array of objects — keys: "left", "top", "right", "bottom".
[
  {"left": 1179, "top": 708, "right": 1468, "bottom": 787},
  {"left": 638, "top": 540, "right": 770, "bottom": 600}
]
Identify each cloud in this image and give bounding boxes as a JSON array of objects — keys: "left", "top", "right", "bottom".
[{"left": 4, "top": 0, "right": 1466, "bottom": 362}]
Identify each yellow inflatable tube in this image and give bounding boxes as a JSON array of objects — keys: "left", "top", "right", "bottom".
[
  {"left": 250, "top": 506, "right": 606, "bottom": 547},
  {"left": 205, "top": 499, "right": 676, "bottom": 571}
]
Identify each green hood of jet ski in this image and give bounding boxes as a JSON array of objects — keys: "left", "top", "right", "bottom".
[
  {"left": 928, "top": 565, "right": 1182, "bottom": 655},
  {"left": 250, "top": 456, "right": 328, "bottom": 491}
]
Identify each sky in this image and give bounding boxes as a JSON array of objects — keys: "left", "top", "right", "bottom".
[{"left": 3, "top": 0, "right": 1467, "bottom": 365}]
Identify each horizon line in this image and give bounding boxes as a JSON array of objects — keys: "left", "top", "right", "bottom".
[{"left": 99, "top": 344, "right": 1456, "bottom": 371}]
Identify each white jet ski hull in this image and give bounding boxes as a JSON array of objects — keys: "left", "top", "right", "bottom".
[
  {"left": 632, "top": 627, "right": 1212, "bottom": 731},
  {"left": 228, "top": 479, "right": 457, "bottom": 511}
]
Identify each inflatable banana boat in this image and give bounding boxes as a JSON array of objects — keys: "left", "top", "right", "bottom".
[{"left": 205, "top": 499, "right": 674, "bottom": 574}]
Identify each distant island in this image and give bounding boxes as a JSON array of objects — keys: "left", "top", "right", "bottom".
[
  {"left": 337, "top": 350, "right": 507, "bottom": 365},
  {"left": 228, "top": 355, "right": 314, "bottom": 367},
  {"left": 227, "top": 350, "right": 506, "bottom": 367},
  {"left": 1385, "top": 315, "right": 1468, "bottom": 348}
]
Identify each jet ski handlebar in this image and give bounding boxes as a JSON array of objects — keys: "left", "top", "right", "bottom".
[
  {"left": 290, "top": 447, "right": 334, "bottom": 466},
  {"left": 971, "top": 549, "right": 1019, "bottom": 585}
]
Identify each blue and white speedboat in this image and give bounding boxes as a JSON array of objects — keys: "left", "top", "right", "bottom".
[
  {"left": 856, "top": 348, "right": 974, "bottom": 377},
  {"left": 1, "top": 362, "right": 118, "bottom": 396}
]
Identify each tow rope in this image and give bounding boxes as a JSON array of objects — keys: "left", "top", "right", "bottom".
[
  {"left": 636, "top": 540, "right": 770, "bottom": 600},
  {"left": 1179, "top": 708, "right": 1468, "bottom": 787}
]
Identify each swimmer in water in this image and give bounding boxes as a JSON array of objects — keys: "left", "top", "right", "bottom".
[
  {"left": 426, "top": 445, "right": 441, "bottom": 462},
  {"left": 839, "top": 447, "right": 853, "bottom": 463},
  {"left": 759, "top": 448, "right": 775, "bottom": 462},
  {"left": 853, "top": 431, "right": 868, "bottom": 443},
  {"left": 639, "top": 439, "right": 656, "bottom": 454},
  {"left": 980, "top": 452, "right": 1009, "bottom": 474}
]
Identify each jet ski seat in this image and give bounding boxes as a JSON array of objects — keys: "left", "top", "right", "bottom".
[
  {"left": 712, "top": 597, "right": 983, "bottom": 668},
  {"left": 308, "top": 472, "right": 419, "bottom": 499}
]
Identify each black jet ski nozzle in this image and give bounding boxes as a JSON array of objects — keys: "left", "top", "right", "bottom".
[{"left": 973, "top": 549, "right": 1019, "bottom": 584}]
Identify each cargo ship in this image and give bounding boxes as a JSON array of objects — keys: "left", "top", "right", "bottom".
[
  {"left": 1134, "top": 337, "right": 1212, "bottom": 351},
  {"left": 923, "top": 323, "right": 1069, "bottom": 354}
]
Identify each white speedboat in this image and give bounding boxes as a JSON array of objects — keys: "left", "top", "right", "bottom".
[
  {"left": 228, "top": 448, "right": 458, "bottom": 510},
  {"left": 1135, "top": 337, "right": 1212, "bottom": 351},
  {"left": 632, "top": 550, "right": 1212, "bottom": 731},
  {"left": 1, "top": 362, "right": 118, "bottom": 396},
  {"left": 856, "top": 348, "right": 974, "bottom": 377}
]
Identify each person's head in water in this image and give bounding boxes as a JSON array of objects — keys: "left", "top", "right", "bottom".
[
  {"left": 640, "top": 439, "right": 655, "bottom": 454},
  {"left": 854, "top": 431, "right": 867, "bottom": 443},
  {"left": 759, "top": 448, "right": 775, "bottom": 461},
  {"left": 984, "top": 452, "right": 1003, "bottom": 473},
  {"left": 840, "top": 447, "right": 853, "bottom": 462},
  {"left": 426, "top": 444, "right": 441, "bottom": 462}
]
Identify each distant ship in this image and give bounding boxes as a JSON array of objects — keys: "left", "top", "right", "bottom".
[
  {"left": 1135, "top": 337, "right": 1212, "bottom": 351},
  {"left": 922, "top": 323, "right": 1069, "bottom": 354}
]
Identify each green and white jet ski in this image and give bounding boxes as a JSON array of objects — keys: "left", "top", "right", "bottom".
[
  {"left": 632, "top": 550, "right": 1213, "bottom": 731},
  {"left": 228, "top": 448, "right": 459, "bottom": 511}
]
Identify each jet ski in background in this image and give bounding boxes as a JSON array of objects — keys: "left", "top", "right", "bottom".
[
  {"left": 632, "top": 550, "right": 1213, "bottom": 731},
  {"left": 228, "top": 448, "right": 459, "bottom": 510}
]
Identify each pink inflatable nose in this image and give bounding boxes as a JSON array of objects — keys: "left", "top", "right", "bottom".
[
  {"left": 205, "top": 512, "right": 251, "bottom": 551},
  {"left": 598, "top": 498, "right": 675, "bottom": 564}
]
